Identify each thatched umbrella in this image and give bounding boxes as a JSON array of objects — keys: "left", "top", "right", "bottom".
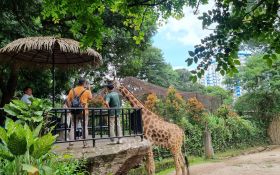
[{"left": 0, "top": 36, "right": 102, "bottom": 106}]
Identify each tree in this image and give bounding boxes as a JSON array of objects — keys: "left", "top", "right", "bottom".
[
  {"left": 0, "top": 0, "right": 158, "bottom": 106},
  {"left": 203, "top": 86, "right": 233, "bottom": 105},
  {"left": 187, "top": 0, "right": 280, "bottom": 80},
  {"left": 165, "top": 86, "right": 186, "bottom": 122},
  {"left": 41, "top": 0, "right": 202, "bottom": 49},
  {"left": 174, "top": 69, "right": 205, "bottom": 92},
  {"left": 234, "top": 54, "right": 280, "bottom": 118}
]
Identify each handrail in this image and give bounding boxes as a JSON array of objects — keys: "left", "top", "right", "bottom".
[{"left": 0, "top": 107, "right": 144, "bottom": 147}]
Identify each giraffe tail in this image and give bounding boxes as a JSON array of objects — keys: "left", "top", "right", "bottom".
[{"left": 183, "top": 130, "right": 190, "bottom": 175}]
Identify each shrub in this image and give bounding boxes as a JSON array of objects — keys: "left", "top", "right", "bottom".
[
  {"left": 128, "top": 158, "right": 174, "bottom": 175},
  {"left": 144, "top": 93, "right": 158, "bottom": 111},
  {"left": 186, "top": 97, "right": 205, "bottom": 122},
  {"left": 3, "top": 98, "right": 52, "bottom": 130},
  {"left": 0, "top": 118, "right": 57, "bottom": 174},
  {"left": 215, "top": 104, "right": 238, "bottom": 119}
]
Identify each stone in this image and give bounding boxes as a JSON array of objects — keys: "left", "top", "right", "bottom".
[{"left": 54, "top": 137, "right": 151, "bottom": 175}]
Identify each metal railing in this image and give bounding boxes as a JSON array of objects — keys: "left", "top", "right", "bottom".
[{"left": 0, "top": 107, "right": 143, "bottom": 147}]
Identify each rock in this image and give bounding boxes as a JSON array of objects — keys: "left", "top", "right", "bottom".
[
  {"left": 86, "top": 139, "right": 151, "bottom": 175},
  {"left": 54, "top": 138, "right": 151, "bottom": 175}
]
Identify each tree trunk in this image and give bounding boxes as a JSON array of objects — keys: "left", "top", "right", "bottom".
[
  {"left": 0, "top": 64, "right": 18, "bottom": 107},
  {"left": 204, "top": 124, "right": 214, "bottom": 159},
  {"left": 0, "top": 64, "right": 18, "bottom": 126},
  {"left": 268, "top": 117, "right": 280, "bottom": 144}
]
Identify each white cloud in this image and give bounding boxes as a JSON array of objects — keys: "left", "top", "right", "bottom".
[{"left": 157, "top": 1, "right": 216, "bottom": 46}]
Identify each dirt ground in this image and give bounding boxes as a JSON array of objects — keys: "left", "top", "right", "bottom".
[{"left": 187, "top": 147, "right": 280, "bottom": 175}]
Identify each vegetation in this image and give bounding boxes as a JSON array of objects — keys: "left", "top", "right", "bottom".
[
  {"left": 187, "top": 0, "right": 280, "bottom": 80},
  {"left": 143, "top": 88, "right": 268, "bottom": 157},
  {"left": 0, "top": 98, "right": 88, "bottom": 175},
  {"left": 232, "top": 54, "right": 280, "bottom": 119}
]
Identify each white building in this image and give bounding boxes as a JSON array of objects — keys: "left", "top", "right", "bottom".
[
  {"left": 199, "top": 60, "right": 226, "bottom": 88},
  {"left": 200, "top": 50, "right": 251, "bottom": 98}
]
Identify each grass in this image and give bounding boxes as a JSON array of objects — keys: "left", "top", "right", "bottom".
[{"left": 155, "top": 145, "right": 269, "bottom": 175}]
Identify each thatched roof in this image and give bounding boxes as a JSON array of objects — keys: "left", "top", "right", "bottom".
[
  {"left": 0, "top": 36, "right": 102, "bottom": 68},
  {"left": 121, "top": 77, "right": 222, "bottom": 111}
]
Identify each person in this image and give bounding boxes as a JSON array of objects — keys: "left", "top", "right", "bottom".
[
  {"left": 21, "top": 87, "right": 33, "bottom": 105},
  {"left": 67, "top": 78, "right": 92, "bottom": 147},
  {"left": 104, "top": 83, "right": 123, "bottom": 144}
]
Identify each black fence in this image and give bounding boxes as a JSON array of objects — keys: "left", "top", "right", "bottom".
[{"left": 0, "top": 107, "right": 143, "bottom": 147}]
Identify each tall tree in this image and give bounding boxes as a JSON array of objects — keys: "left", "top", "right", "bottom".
[
  {"left": 234, "top": 54, "right": 280, "bottom": 118},
  {"left": 41, "top": 0, "right": 202, "bottom": 48},
  {"left": 187, "top": 0, "right": 280, "bottom": 80}
]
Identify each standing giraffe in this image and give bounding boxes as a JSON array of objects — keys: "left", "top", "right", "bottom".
[{"left": 114, "top": 80, "right": 190, "bottom": 175}]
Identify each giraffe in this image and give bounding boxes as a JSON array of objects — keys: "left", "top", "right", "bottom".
[{"left": 114, "top": 80, "right": 190, "bottom": 175}]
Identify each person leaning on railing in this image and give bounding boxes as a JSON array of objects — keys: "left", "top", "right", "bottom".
[
  {"left": 104, "top": 83, "right": 123, "bottom": 144},
  {"left": 67, "top": 78, "right": 93, "bottom": 148}
]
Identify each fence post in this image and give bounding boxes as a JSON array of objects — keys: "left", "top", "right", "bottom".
[{"left": 204, "top": 123, "right": 214, "bottom": 159}]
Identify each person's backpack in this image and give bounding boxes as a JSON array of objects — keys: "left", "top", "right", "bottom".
[{"left": 71, "top": 88, "right": 86, "bottom": 115}]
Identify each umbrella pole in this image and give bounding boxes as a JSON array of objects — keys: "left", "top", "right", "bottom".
[{"left": 52, "top": 49, "right": 55, "bottom": 108}]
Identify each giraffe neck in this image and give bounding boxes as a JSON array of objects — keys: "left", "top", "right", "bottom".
[{"left": 117, "top": 85, "right": 145, "bottom": 108}]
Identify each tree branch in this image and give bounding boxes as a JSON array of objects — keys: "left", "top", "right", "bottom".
[
  {"left": 128, "top": 0, "right": 167, "bottom": 7},
  {"left": 194, "top": 0, "right": 201, "bottom": 15},
  {"left": 243, "top": 0, "right": 266, "bottom": 18}
]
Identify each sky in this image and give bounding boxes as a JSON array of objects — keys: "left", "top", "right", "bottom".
[{"left": 152, "top": 1, "right": 215, "bottom": 70}]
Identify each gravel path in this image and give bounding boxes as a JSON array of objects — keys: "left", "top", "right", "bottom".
[{"left": 170, "top": 146, "right": 280, "bottom": 175}]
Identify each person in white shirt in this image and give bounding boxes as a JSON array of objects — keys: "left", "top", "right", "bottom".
[{"left": 21, "top": 87, "right": 33, "bottom": 105}]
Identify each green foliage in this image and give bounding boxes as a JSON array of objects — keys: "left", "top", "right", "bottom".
[
  {"left": 128, "top": 158, "right": 175, "bottom": 175},
  {"left": 203, "top": 86, "right": 233, "bottom": 105},
  {"left": 0, "top": 119, "right": 88, "bottom": 174},
  {"left": 233, "top": 54, "right": 280, "bottom": 119},
  {"left": 188, "top": 0, "right": 280, "bottom": 80},
  {"left": 165, "top": 87, "right": 187, "bottom": 123},
  {"left": 215, "top": 104, "right": 238, "bottom": 119},
  {"left": 41, "top": 0, "right": 199, "bottom": 48},
  {"left": 4, "top": 98, "right": 52, "bottom": 129},
  {"left": 53, "top": 157, "right": 89, "bottom": 175}
]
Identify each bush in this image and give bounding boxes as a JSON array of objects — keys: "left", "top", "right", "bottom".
[{"left": 128, "top": 158, "right": 174, "bottom": 175}]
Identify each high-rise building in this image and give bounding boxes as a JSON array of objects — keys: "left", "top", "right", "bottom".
[
  {"left": 199, "top": 60, "right": 226, "bottom": 88},
  {"left": 199, "top": 50, "right": 251, "bottom": 98}
]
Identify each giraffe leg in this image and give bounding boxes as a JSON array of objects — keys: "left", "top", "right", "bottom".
[
  {"left": 179, "top": 152, "right": 187, "bottom": 175},
  {"left": 172, "top": 151, "right": 182, "bottom": 175},
  {"left": 145, "top": 147, "right": 155, "bottom": 175}
]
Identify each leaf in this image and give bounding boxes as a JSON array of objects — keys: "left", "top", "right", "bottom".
[
  {"left": 31, "top": 133, "right": 57, "bottom": 159},
  {"left": 194, "top": 56, "right": 198, "bottom": 63},
  {"left": 22, "top": 164, "right": 39, "bottom": 174},
  {"left": 24, "top": 124, "right": 34, "bottom": 148},
  {"left": 42, "top": 165, "right": 53, "bottom": 174},
  {"left": 197, "top": 72, "right": 202, "bottom": 78},
  {"left": 188, "top": 51, "right": 195, "bottom": 57},
  {"left": 33, "top": 123, "right": 42, "bottom": 137},
  {"left": 3, "top": 105, "right": 19, "bottom": 116},
  {"left": 234, "top": 59, "right": 241, "bottom": 65},
  {"left": 186, "top": 58, "right": 193, "bottom": 66},
  {"left": 0, "top": 145, "right": 14, "bottom": 161},
  {"left": 191, "top": 76, "right": 197, "bottom": 83},
  {"left": 276, "top": 48, "right": 280, "bottom": 54},
  {"left": 0, "top": 127, "right": 8, "bottom": 144},
  {"left": 267, "top": 58, "right": 273, "bottom": 67},
  {"left": 7, "top": 128, "right": 27, "bottom": 156},
  {"left": 220, "top": 70, "right": 225, "bottom": 76},
  {"left": 263, "top": 54, "right": 270, "bottom": 60},
  {"left": 12, "top": 100, "right": 28, "bottom": 110},
  {"left": 271, "top": 54, "right": 277, "bottom": 60},
  {"left": 34, "top": 111, "right": 43, "bottom": 116}
]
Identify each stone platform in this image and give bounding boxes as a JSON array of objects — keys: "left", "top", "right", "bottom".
[{"left": 54, "top": 137, "right": 151, "bottom": 175}]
